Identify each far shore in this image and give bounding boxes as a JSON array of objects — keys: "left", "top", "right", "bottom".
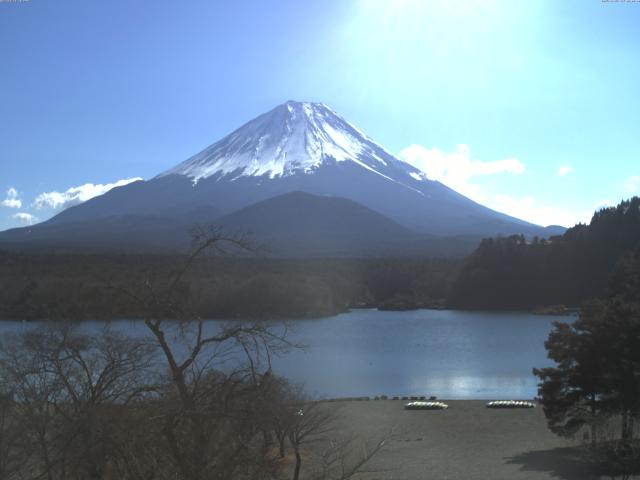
[{"left": 0, "top": 305, "right": 578, "bottom": 323}]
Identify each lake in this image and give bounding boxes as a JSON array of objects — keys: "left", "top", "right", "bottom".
[{"left": 0, "top": 309, "right": 571, "bottom": 400}]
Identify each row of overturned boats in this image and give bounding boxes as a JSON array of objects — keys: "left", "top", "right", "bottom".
[{"left": 404, "top": 400, "right": 536, "bottom": 410}]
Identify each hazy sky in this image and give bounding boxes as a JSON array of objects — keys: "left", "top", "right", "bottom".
[{"left": 1, "top": 0, "right": 639, "bottom": 231}]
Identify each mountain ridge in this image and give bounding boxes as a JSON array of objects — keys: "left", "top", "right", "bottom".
[
  {"left": 0, "top": 191, "right": 481, "bottom": 257},
  {"left": 0, "top": 101, "right": 565, "bottom": 255}
]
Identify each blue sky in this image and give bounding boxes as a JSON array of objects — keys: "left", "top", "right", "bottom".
[{"left": 1, "top": 0, "right": 639, "bottom": 230}]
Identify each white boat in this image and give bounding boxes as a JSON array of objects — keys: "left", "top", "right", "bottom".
[
  {"left": 404, "top": 401, "right": 448, "bottom": 410},
  {"left": 486, "top": 400, "right": 535, "bottom": 409}
]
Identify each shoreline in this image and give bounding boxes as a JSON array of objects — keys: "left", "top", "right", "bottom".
[
  {"left": 0, "top": 305, "right": 577, "bottom": 323},
  {"left": 314, "top": 399, "right": 593, "bottom": 480},
  {"left": 319, "top": 396, "right": 539, "bottom": 403}
]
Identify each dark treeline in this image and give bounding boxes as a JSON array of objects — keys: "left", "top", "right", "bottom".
[
  {"left": 450, "top": 197, "right": 640, "bottom": 310},
  {"left": 0, "top": 252, "right": 460, "bottom": 321},
  {"left": 534, "top": 247, "right": 640, "bottom": 478},
  {"left": 0, "top": 231, "right": 388, "bottom": 480},
  {"left": 4, "top": 196, "right": 640, "bottom": 320}
]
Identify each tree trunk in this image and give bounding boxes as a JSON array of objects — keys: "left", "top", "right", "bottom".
[
  {"left": 38, "top": 432, "right": 54, "bottom": 480},
  {"left": 590, "top": 393, "right": 597, "bottom": 448},
  {"left": 292, "top": 446, "right": 301, "bottom": 480},
  {"left": 262, "top": 430, "right": 272, "bottom": 451},
  {"left": 279, "top": 438, "right": 286, "bottom": 459},
  {"left": 622, "top": 409, "right": 630, "bottom": 441}
]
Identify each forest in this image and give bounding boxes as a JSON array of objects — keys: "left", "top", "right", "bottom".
[
  {"left": 0, "top": 251, "right": 459, "bottom": 321},
  {"left": 1, "top": 197, "right": 639, "bottom": 321},
  {"left": 450, "top": 197, "right": 640, "bottom": 310},
  {"left": 534, "top": 246, "right": 640, "bottom": 478}
]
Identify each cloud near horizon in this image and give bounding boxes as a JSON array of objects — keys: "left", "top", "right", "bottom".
[
  {"left": 398, "top": 144, "right": 591, "bottom": 228},
  {"left": 33, "top": 177, "right": 142, "bottom": 210},
  {"left": 1, "top": 188, "right": 22, "bottom": 209},
  {"left": 492, "top": 197, "right": 612, "bottom": 228},
  {"left": 12, "top": 212, "right": 38, "bottom": 225},
  {"left": 399, "top": 144, "right": 525, "bottom": 200}
]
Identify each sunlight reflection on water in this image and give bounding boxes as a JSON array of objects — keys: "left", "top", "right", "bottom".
[{"left": 0, "top": 309, "right": 572, "bottom": 399}]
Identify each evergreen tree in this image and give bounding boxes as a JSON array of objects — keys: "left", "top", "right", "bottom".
[
  {"left": 452, "top": 196, "right": 640, "bottom": 309},
  {"left": 534, "top": 249, "right": 640, "bottom": 445}
]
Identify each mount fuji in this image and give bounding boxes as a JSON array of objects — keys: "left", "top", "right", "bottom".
[{"left": 0, "top": 101, "right": 563, "bottom": 256}]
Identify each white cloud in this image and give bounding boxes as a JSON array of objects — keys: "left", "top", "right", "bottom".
[
  {"left": 399, "top": 144, "right": 524, "bottom": 201},
  {"left": 12, "top": 212, "right": 38, "bottom": 225},
  {"left": 485, "top": 196, "right": 610, "bottom": 228},
  {"left": 1, "top": 187, "right": 22, "bottom": 209},
  {"left": 557, "top": 166, "right": 573, "bottom": 176},
  {"left": 397, "top": 143, "right": 599, "bottom": 227},
  {"left": 623, "top": 175, "right": 640, "bottom": 193},
  {"left": 488, "top": 195, "right": 568, "bottom": 227},
  {"left": 33, "top": 177, "right": 142, "bottom": 210}
]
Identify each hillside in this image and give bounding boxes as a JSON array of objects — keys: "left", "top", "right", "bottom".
[{"left": 450, "top": 197, "right": 640, "bottom": 309}]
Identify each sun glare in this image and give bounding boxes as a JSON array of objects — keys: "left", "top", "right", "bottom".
[{"left": 337, "top": 0, "right": 540, "bottom": 106}]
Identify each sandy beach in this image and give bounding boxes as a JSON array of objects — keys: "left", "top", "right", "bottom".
[{"left": 302, "top": 399, "right": 596, "bottom": 480}]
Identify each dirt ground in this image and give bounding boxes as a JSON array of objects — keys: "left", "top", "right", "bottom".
[{"left": 303, "top": 399, "right": 598, "bottom": 480}]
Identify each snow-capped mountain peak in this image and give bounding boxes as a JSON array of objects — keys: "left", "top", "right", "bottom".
[
  {"left": 159, "top": 101, "right": 413, "bottom": 183},
  {"left": 1, "top": 101, "right": 554, "bottom": 252}
]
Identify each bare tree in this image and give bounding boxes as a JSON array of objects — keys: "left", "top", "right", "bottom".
[
  {"left": 0, "top": 226, "right": 390, "bottom": 480},
  {"left": 310, "top": 435, "right": 390, "bottom": 480},
  {"left": 282, "top": 397, "right": 391, "bottom": 480},
  {"left": 262, "top": 375, "right": 300, "bottom": 459},
  {"left": 0, "top": 387, "right": 24, "bottom": 480},
  {"left": 287, "top": 400, "right": 334, "bottom": 480},
  {"left": 0, "top": 328, "right": 67, "bottom": 480},
  {"left": 113, "top": 226, "right": 295, "bottom": 480},
  {"left": 0, "top": 325, "right": 157, "bottom": 480}
]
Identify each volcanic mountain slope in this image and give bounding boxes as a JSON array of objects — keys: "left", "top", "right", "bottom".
[
  {"left": 0, "top": 192, "right": 479, "bottom": 257},
  {"left": 213, "top": 191, "right": 479, "bottom": 257},
  {"left": 0, "top": 101, "right": 563, "bottom": 255}
]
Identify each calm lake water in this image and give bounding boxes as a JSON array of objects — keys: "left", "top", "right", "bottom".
[{"left": 0, "top": 309, "right": 571, "bottom": 400}]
